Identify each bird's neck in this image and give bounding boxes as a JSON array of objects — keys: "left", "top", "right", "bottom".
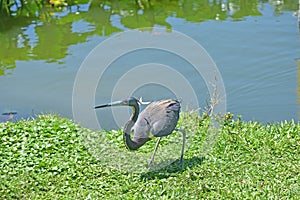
[
  {"left": 123, "top": 120, "right": 142, "bottom": 150},
  {"left": 130, "top": 104, "right": 139, "bottom": 122},
  {"left": 123, "top": 104, "right": 149, "bottom": 150}
]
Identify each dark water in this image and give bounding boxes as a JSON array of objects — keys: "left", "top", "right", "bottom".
[{"left": 0, "top": 0, "right": 299, "bottom": 129}]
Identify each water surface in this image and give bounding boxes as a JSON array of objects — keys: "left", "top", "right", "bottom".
[{"left": 0, "top": 0, "right": 299, "bottom": 129}]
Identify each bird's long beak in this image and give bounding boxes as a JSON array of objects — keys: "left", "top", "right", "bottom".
[{"left": 94, "top": 100, "right": 126, "bottom": 109}]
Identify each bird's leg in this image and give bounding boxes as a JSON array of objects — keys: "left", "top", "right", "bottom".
[
  {"left": 149, "top": 137, "right": 162, "bottom": 164},
  {"left": 175, "top": 128, "right": 186, "bottom": 167}
]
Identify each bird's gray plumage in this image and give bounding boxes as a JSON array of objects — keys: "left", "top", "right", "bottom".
[
  {"left": 95, "top": 97, "right": 186, "bottom": 166},
  {"left": 132, "top": 99, "right": 180, "bottom": 141}
]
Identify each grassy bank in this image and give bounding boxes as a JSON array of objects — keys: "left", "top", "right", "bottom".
[{"left": 0, "top": 114, "right": 299, "bottom": 199}]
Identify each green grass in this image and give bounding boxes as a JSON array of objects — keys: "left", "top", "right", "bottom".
[{"left": 0, "top": 113, "right": 299, "bottom": 199}]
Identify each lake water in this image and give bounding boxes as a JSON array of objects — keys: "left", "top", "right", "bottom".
[{"left": 0, "top": 0, "right": 299, "bottom": 129}]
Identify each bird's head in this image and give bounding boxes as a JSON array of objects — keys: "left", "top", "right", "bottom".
[
  {"left": 121, "top": 97, "right": 140, "bottom": 107},
  {"left": 94, "top": 97, "right": 151, "bottom": 109}
]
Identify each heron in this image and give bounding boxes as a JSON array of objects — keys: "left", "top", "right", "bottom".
[{"left": 94, "top": 97, "right": 186, "bottom": 166}]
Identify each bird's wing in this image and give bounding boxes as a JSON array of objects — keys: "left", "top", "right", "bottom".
[
  {"left": 133, "top": 99, "right": 180, "bottom": 139},
  {"left": 150, "top": 100, "right": 180, "bottom": 137}
]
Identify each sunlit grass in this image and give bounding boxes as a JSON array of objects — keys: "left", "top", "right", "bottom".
[{"left": 0, "top": 114, "right": 299, "bottom": 199}]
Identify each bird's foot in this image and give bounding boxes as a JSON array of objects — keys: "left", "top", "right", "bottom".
[
  {"left": 178, "top": 161, "right": 183, "bottom": 168},
  {"left": 148, "top": 158, "right": 154, "bottom": 165},
  {"left": 178, "top": 157, "right": 183, "bottom": 167}
]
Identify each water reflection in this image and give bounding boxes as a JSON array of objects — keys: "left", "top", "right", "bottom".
[
  {"left": 0, "top": 0, "right": 299, "bottom": 123},
  {"left": 298, "top": 60, "right": 300, "bottom": 118},
  {"left": 0, "top": 0, "right": 298, "bottom": 75}
]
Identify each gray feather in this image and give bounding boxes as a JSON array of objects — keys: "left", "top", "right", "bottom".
[{"left": 132, "top": 99, "right": 180, "bottom": 141}]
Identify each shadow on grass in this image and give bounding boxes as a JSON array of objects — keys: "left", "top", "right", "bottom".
[{"left": 140, "top": 156, "right": 205, "bottom": 180}]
